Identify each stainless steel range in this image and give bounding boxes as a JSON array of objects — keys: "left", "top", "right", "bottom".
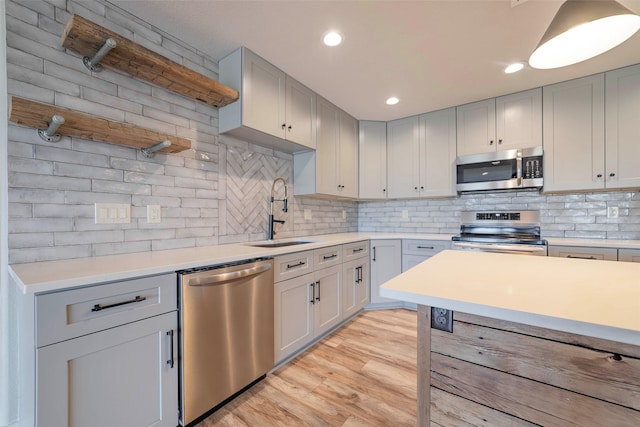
[{"left": 452, "top": 210, "right": 548, "bottom": 256}]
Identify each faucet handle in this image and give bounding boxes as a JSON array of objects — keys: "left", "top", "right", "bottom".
[{"left": 282, "top": 198, "right": 288, "bottom": 213}]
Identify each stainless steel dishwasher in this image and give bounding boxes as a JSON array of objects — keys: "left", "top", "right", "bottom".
[{"left": 177, "top": 258, "right": 274, "bottom": 426}]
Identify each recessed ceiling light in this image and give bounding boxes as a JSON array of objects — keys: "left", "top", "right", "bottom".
[
  {"left": 504, "top": 62, "right": 524, "bottom": 74},
  {"left": 386, "top": 97, "right": 399, "bottom": 105},
  {"left": 322, "top": 31, "right": 343, "bottom": 47}
]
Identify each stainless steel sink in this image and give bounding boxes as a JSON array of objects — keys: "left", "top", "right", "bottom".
[{"left": 247, "top": 241, "right": 313, "bottom": 248}]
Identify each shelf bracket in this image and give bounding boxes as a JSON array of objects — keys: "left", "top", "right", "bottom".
[
  {"left": 141, "top": 140, "right": 172, "bottom": 158},
  {"left": 38, "top": 115, "right": 65, "bottom": 143},
  {"left": 83, "top": 38, "right": 117, "bottom": 72}
]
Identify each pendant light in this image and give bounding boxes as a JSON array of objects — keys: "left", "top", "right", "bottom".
[{"left": 529, "top": 0, "right": 640, "bottom": 69}]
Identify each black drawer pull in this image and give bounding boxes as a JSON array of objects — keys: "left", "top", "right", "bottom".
[
  {"left": 286, "top": 261, "right": 306, "bottom": 269},
  {"left": 92, "top": 295, "right": 146, "bottom": 312},
  {"left": 166, "top": 330, "right": 175, "bottom": 368},
  {"left": 417, "top": 246, "right": 435, "bottom": 250},
  {"left": 323, "top": 254, "right": 338, "bottom": 260},
  {"left": 567, "top": 255, "right": 598, "bottom": 260},
  {"left": 352, "top": 248, "right": 364, "bottom": 253}
]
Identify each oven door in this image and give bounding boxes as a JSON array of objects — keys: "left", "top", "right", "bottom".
[
  {"left": 452, "top": 241, "right": 548, "bottom": 256},
  {"left": 456, "top": 151, "right": 519, "bottom": 192}
]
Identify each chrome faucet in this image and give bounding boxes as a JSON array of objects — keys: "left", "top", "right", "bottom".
[{"left": 267, "top": 177, "right": 288, "bottom": 240}]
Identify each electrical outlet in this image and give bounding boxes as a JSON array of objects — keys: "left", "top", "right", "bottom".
[
  {"left": 607, "top": 206, "right": 619, "bottom": 219},
  {"left": 402, "top": 209, "right": 409, "bottom": 219},
  {"left": 431, "top": 307, "right": 453, "bottom": 333},
  {"left": 95, "top": 203, "right": 131, "bottom": 224},
  {"left": 147, "top": 205, "right": 162, "bottom": 223}
]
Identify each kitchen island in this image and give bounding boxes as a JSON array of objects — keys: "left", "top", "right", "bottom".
[{"left": 380, "top": 250, "right": 640, "bottom": 426}]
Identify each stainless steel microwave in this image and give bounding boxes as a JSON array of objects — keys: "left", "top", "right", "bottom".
[{"left": 456, "top": 147, "right": 543, "bottom": 193}]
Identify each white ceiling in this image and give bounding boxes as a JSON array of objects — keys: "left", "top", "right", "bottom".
[{"left": 109, "top": 0, "right": 640, "bottom": 121}]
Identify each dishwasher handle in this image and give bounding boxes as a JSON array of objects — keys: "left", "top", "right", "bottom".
[{"left": 185, "top": 262, "right": 272, "bottom": 286}]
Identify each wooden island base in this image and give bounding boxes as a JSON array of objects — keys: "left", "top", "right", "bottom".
[{"left": 417, "top": 305, "right": 640, "bottom": 427}]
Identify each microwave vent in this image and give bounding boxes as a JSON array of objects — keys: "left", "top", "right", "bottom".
[{"left": 475, "top": 212, "right": 521, "bottom": 221}]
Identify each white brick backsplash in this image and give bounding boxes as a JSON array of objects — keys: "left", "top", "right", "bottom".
[
  {"left": 56, "top": 93, "right": 124, "bottom": 121},
  {"left": 125, "top": 229, "right": 175, "bottom": 242},
  {"left": 33, "top": 203, "right": 93, "bottom": 218},
  {"left": 55, "top": 230, "right": 124, "bottom": 246},
  {"left": 82, "top": 87, "right": 142, "bottom": 114},
  {"left": 10, "top": 172, "right": 91, "bottom": 191},
  {"left": 104, "top": 7, "right": 162, "bottom": 45},
  {"left": 131, "top": 195, "right": 181, "bottom": 207},
  {"left": 35, "top": 145, "right": 110, "bottom": 167},
  {"left": 92, "top": 180, "right": 151, "bottom": 195},
  {"left": 9, "top": 218, "right": 73, "bottom": 233},
  {"left": 175, "top": 176, "right": 216, "bottom": 190},
  {"left": 152, "top": 238, "right": 195, "bottom": 251},
  {"left": 124, "top": 172, "right": 174, "bottom": 186},
  {"left": 92, "top": 241, "right": 151, "bottom": 257},
  {"left": 9, "top": 232, "right": 54, "bottom": 249},
  {"left": 151, "top": 87, "right": 197, "bottom": 110},
  {"left": 64, "top": 191, "right": 131, "bottom": 205},
  {"left": 38, "top": 13, "right": 65, "bottom": 35},
  {"left": 9, "top": 245, "right": 91, "bottom": 264},
  {"left": 7, "top": 47, "right": 42, "bottom": 71},
  {"left": 152, "top": 185, "right": 195, "bottom": 198},
  {"left": 117, "top": 86, "right": 166, "bottom": 110},
  {"left": 176, "top": 227, "right": 215, "bottom": 239},
  {"left": 9, "top": 188, "right": 65, "bottom": 204},
  {"left": 8, "top": 157, "right": 53, "bottom": 175},
  {"left": 6, "top": 0, "right": 38, "bottom": 25},
  {"left": 54, "top": 163, "right": 124, "bottom": 181},
  {"left": 8, "top": 203, "right": 32, "bottom": 218},
  {"left": 124, "top": 111, "right": 177, "bottom": 135},
  {"left": 8, "top": 79, "right": 56, "bottom": 103},
  {"left": 6, "top": 15, "right": 59, "bottom": 49}
]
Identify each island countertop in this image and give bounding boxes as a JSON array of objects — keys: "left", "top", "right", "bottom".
[{"left": 380, "top": 250, "right": 640, "bottom": 346}]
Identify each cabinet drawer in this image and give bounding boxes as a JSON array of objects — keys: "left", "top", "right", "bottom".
[
  {"left": 36, "top": 273, "right": 177, "bottom": 348},
  {"left": 618, "top": 248, "right": 640, "bottom": 263},
  {"left": 314, "top": 245, "right": 343, "bottom": 269},
  {"left": 343, "top": 240, "right": 369, "bottom": 261},
  {"left": 274, "top": 250, "right": 314, "bottom": 282},
  {"left": 403, "top": 239, "right": 450, "bottom": 256},
  {"left": 547, "top": 246, "right": 617, "bottom": 261}
]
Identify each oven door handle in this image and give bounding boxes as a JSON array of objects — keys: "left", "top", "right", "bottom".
[{"left": 452, "top": 241, "right": 547, "bottom": 255}]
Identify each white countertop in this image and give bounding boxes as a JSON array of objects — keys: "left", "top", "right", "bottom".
[
  {"left": 546, "top": 237, "right": 640, "bottom": 249},
  {"left": 380, "top": 250, "right": 640, "bottom": 346},
  {"left": 9, "top": 232, "right": 450, "bottom": 294}
]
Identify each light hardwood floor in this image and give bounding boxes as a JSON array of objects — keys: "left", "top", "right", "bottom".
[{"left": 197, "top": 309, "right": 418, "bottom": 426}]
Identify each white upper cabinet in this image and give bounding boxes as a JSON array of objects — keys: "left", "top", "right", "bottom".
[
  {"left": 387, "top": 108, "right": 456, "bottom": 199},
  {"left": 387, "top": 115, "right": 421, "bottom": 199},
  {"left": 359, "top": 121, "right": 388, "bottom": 199},
  {"left": 294, "top": 97, "right": 358, "bottom": 198},
  {"left": 605, "top": 64, "right": 640, "bottom": 190},
  {"left": 543, "top": 74, "right": 606, "bottom": 192},
  {"left": 456, "top": 88, "right": 541, "bottom": 156},
  {"left": 219, "top": 47, "right": 316, "bottom": 153},
  {"left": 420, "top": 108, "right": 457, "bottom": 198}
]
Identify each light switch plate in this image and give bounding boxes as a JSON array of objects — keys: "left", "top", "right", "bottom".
[
  {"left": 95, "top": 203, "right": 131, "bottom": 224},
  {"left": 147, "top": 205, "right": 162, "bottom": 223}
]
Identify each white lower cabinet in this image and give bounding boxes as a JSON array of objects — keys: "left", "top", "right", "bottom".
[
  {"left": 37, "top": 312, "right": 178, "bottom": 427},
  {"left": 547, "top": 245, "right": 618, "bottom": 261},
  {"left": 275, "top": 246, "right": 346, "bottom": 363},
  {"left": 369, "top": 239, "right": 402, "bottom": 306},
  {"left": 343, "top": 255, "right": 370, "bottom": 319},
  {"left": 402, "top": 239, "right": 451, "bottom": 272},
  {"left": 35, "top": 273, "right": 178, "bottom": 427},
  {"left": 619, "top": 249, "right": 640, "bottom": 262}
]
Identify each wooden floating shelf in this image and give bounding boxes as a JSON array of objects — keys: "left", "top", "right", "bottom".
[
  {"left": 9, "top": 97, "right": 192, "bottom": 155},
  {"left": 61, "top": 14, "right": 239, "bottom": 108}
]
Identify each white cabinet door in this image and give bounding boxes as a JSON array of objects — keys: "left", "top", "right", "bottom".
[
  {"left": 369, "top": 239, "right": 402, "bottom": 304},
  {"left": 456, "top": 98, "right": 496, "bottom": 156},
  {"left": 359, "top": 121, "right": 387, "bottom": 199},
  {"left": 275, "top": 272, "right": 315, "bottom": 362},
  {"left": 543, "top": 74, "right": 606, "bottom": 192},
  {"left": 314, "top": 264, "right": 342, "bottom": 336},
  {"left": 605, "top": 64, "right": 640, "bottom": 189},
  {"left": 342, "top": 257, "right": 369, "bottom": 319},
  {"left": 286, "top": 76, "right": 316, "bottom": 149},
  {"left": 387, "top": 116, "right": 421, "bottom": 198},
  {"left": 37, "top": 312, "right": 178, "bottom": 427},
  {"left": 618, "top": 249, "right": 640, "bottom": 263},
  {"left": 241, "top": 48, "right": 286, "bottom": 139},
  {"left": 420, "top": 107, "right": 457, "bottom": 197},
  {"left": 338, "top": 111, "right": 359, "bottom": 198},
  {"left": 315, "top": 96, "right": 340, "bottom": 195},
  {"left": 496, "top": 88, "right": 542, "bottom": 151}
]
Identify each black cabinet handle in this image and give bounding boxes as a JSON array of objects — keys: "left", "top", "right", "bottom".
[
  {"left": 281, "top": 123, "right": 286, "bottom": 130},
  {"left": 315, "top": 281, "right": 321, "bottom": 302},
  {"left": 490, "top": 140, "right": 494, "bottom": 145},
  {"left": 498, "top": 139, "right": 502, "bottom": 144},
  {"left": 287, "top": 261, "right": 306, "bottom": 269},
  {"left": 597, "top": 174, "right": 603, "bottom": 178},
  {"left": 166, "top": 330, "right": 175, "bottom": 368},
  {"left": 287, "top": 125, "right": 292, "bottom": 131},
  {"left": 92, "top": 295, "right": 146, "bottom": 312},
  {"left": 372, "top": 247, "right": 376, "bottom": 261},
  {"left": 417, "top": 246, "right": 434, "bottom": 250},
  {"left": 610, "top": 172, "right": 616, "bottom": 177},
  {"left": 352, "top": 248, "right": 364, "bottom": 253},
  {"left": 310, "top": 282, "right": 315, "bottom": 304},
  {"left": 567, "top": 255, "right": 598, "bottom": 260},
  {"left": 323, "top": 254, "right": 337, "bottom": 260}
]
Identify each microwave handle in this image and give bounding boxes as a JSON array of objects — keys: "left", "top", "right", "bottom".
[{"left": 516, "top": 156, "right": 523, "bottom": 185}]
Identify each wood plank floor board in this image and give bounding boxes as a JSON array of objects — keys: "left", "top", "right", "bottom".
[{"left": 196, "top": 309, "right": 418, "bottom": 426}]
